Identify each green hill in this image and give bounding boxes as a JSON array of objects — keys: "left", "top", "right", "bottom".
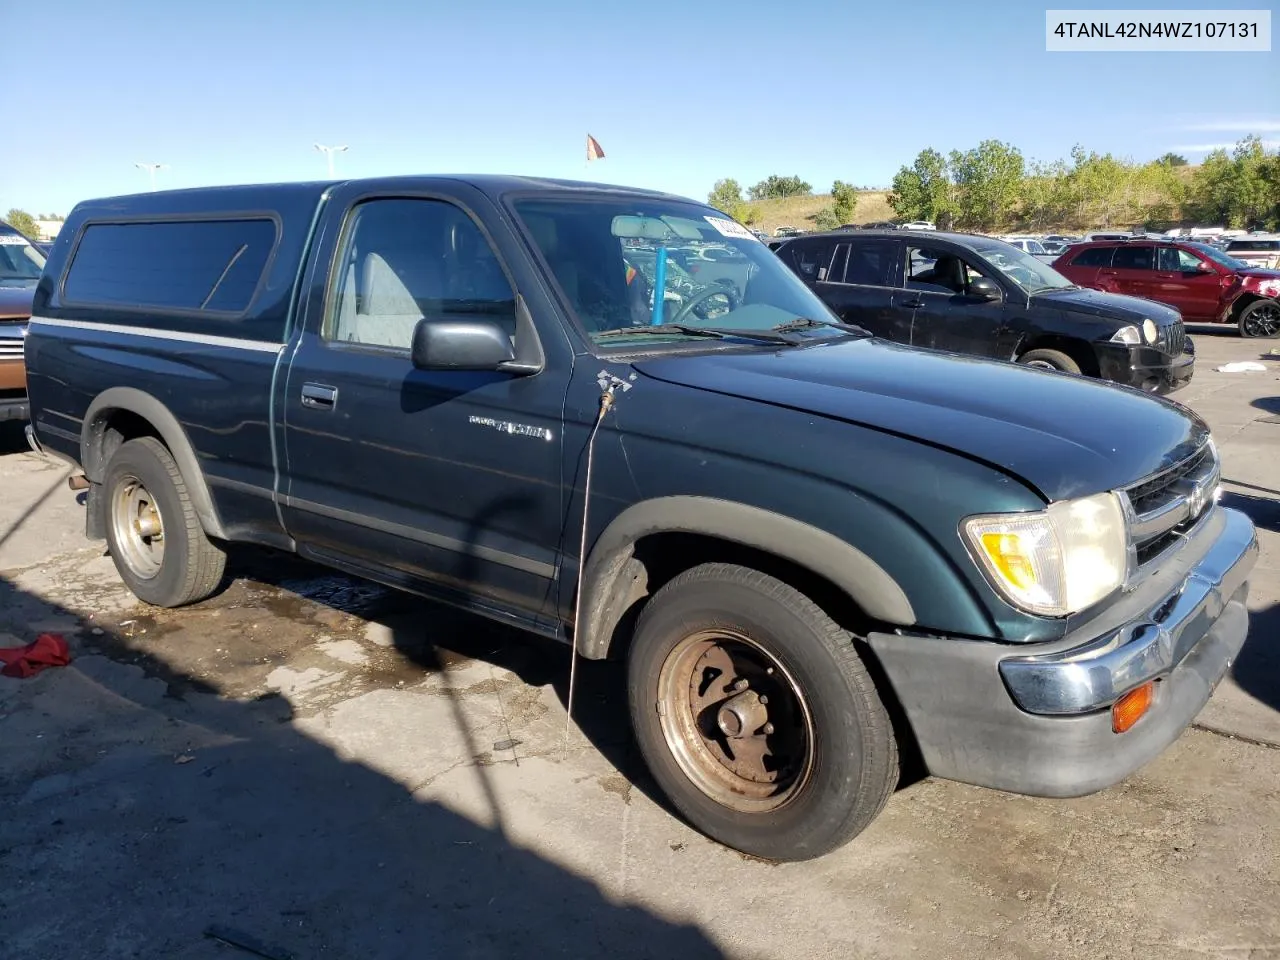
[{"left": 744, "top": 191, "right": 895, "bottom": 234}]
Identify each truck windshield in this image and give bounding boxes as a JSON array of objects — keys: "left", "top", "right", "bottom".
[
  {"left": 0, "top": 233, "right": 46, "bottom": 289},
  {"left": 969, "top": 238, "right": 1075, "bottom": 295},
  {"left": 512, "top": 197, "right": 842, "bottom": 346}
]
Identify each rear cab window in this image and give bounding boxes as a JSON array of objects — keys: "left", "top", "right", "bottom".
[{"left": 63, "top": 219, "right": 278, "bottom": 314}]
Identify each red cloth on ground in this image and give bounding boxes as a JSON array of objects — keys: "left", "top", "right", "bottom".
[{"left": 0, "top": 633, "right": 71, "bottom": 679}]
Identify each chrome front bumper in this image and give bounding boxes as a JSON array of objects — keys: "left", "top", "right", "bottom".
[
  {"left": 999, "top": 505, "right": 1257, "bottom": 715},
  {"left": 867, "top": 505, "right": 1258, "bottom": 798}
]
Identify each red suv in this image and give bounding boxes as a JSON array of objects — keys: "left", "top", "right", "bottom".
[{"left": 1053, "top": 239, "right": 1280, "bottom": 338}]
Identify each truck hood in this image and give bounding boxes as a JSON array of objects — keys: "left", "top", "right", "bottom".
[
  {"left": 633, "top": 338, "right": 1208, "bottom": 501},
  {"left": 1033, "top": 286, "right": 1180, "bottom": 325}
]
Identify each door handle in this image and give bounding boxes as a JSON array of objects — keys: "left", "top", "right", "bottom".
[
  {"left": 300, "top": 383, "right": 338, "bottom": 410},
  {"left": 900, "top": 298, "right": 925, "bottom": 309}
]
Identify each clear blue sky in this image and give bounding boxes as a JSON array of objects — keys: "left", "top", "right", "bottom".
[{"left": 5, "top": 0, "right": 1277, "bottom": 215}]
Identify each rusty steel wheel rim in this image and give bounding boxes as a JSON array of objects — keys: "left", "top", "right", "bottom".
[
  {"left": 111, "top": 475, "right": 165, "bottom": 580},
  {"left": 657, "top": 629, "right": 815, "bottom": 813}
]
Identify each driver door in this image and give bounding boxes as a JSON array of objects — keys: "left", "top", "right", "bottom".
[
  {"left": 1152, "top": 245, "right": 1222, "bottom": 321},
  {"left": 279, "top": 192, "right": 568, "bottom": 618},
  {"left": 903, "top": 244, "right": 1011, "bottom": 359}
]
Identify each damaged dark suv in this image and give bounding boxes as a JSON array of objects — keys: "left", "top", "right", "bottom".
[{"left": 775, "top": 230, "right": 1195, "bottom": 393}]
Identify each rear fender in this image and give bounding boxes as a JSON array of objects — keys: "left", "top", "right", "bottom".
[{"left": 81, "top": 386, "right": 227, "bottom": 540}]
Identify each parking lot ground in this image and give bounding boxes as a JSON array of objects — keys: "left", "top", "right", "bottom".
[{"left": 1, "top": 327, "right": 1279, "bottom": 960}]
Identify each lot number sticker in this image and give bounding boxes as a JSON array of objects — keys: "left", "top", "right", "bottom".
[
  {"left": 0, "top": 236, "right": 29, "bottom": 245},
  {"left": 705, "top": 216, "right": 759, "bottom": 241}
]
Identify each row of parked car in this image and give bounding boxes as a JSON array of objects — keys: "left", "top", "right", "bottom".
[{"left": 3, "top": 179, "right": 1265, "bottom": 864}]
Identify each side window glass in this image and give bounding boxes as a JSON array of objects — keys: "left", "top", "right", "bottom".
[
  {"left": 326, "top": 198, "right": 515, "bottom": 350},
  {"left": 790, "top": 242, "right": 833, "bottom": 282},
  {"left": 1158, "top": 247, "right": 1203, "bottom": 272},
  {"left": 905, "top": 246, "right": 971, "bottom": 294},
  {"left": 1112, "top": 245, "right": 1155, "bottom": 270},
  {"left": 1071, "top": 247, "right": 1114, "bottom": 267},
  {"left": 840, "top": 239, "right": 897, "bottom": 286}
]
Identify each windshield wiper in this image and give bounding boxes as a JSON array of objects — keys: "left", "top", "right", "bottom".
[
  {"left": 595, "top": 323, "right": 803, "bottom": 345},
  {"left": 773, "top": 316, "right": 872, "bottom": 337}
]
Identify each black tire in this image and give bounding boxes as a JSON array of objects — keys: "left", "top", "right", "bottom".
[
  {"left": 627, "top": 563, "right": 899, "bottom": 861},
  {"left": 1017, "top": 347, "right": 1081, "bottom": 374},
  {"left": 103, "top": 436, "right": 226, "bottom": 607},
  {"left": 1237, "top": 299, "right": 1280, "bottom": 339}
]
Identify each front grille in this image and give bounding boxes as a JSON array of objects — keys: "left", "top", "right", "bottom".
[
  {"left": 1135, "top": 530, "right": 1181, "bottom": 566},
  {"left": 1122, "top": 441, "right": 1219, "bottom": 571},
  {"left": 1126, "top": 443, "right": 1211, "bottom": 514},
  {"left": 1157, "top": 320, "right": 1186, "bottom": 356}
]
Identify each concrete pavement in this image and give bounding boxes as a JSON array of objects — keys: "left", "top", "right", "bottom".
[{"left": 1, "top": 331, "right": 1279, "bottom": 960}]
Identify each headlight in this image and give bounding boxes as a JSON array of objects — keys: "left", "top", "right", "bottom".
[
  {"left": 962, "top": 492, "right": 1128, "bottom": 617},
  {"left": 1111, "top": 325, "right": 1141, "bottom": 345},
  {"left": 1142, "top": 319, "right": 1158, "bottom": 344}
]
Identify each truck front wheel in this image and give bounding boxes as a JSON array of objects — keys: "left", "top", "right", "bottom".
[
  {"left": 103, "top": 436, "right": 226, "bottom": 608},
  {"left": 626, "top": 563, "right": 899, "bottom": 861}
]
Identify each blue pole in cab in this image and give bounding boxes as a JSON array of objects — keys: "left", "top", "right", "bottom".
[{"left": 651, "top": 246, "right": 667, "bottom": 325}]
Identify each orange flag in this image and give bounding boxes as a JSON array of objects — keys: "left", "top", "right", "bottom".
[{"left": 586, "top": 134, "right": 605, "bottom": 162}]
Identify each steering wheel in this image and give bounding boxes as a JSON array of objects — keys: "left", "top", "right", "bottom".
[{"left": 670, "top": 284, "right": 743, "bottom": 325}]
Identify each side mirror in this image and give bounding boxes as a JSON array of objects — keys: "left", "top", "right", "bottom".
[
  {"left": 968, "top": 277, "right": 1002, "bottom": 301},
  {"left": 411, "top": 318, "right": 516, "bottom": 371}
]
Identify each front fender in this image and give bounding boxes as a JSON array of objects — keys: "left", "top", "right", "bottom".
[{"left": 576, "top": 495, "right": 918, "bottom": 660}]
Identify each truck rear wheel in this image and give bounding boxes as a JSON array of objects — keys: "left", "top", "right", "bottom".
[
  {"left": 626, "top": 563, "right": 898, "bottom": 861},
  {"left": 104, "top": 436, "right": 226, "bottom": 608}
]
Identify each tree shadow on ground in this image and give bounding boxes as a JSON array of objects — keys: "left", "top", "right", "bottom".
[{"left": 0, "top": 570, "right": 726, "bottom": 960}]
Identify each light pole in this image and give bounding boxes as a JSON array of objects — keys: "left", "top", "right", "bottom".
[
  {"left": 135, "top": 162, "right": 167, "bottom": 191},
  {"left": 314, "top": 143, "right": 348, "bottom": 178}
]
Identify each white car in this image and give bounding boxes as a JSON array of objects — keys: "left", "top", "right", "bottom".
[
  {"left": 1224, "top": 234, "right": 1280, "bottom": 269},
  {"left": 900, "top": 220, "right": 936, "bottom": 231}
]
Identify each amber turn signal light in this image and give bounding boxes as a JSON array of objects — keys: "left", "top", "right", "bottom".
[{"left": 1112, "top": 681, "right": 1155, "bottom": 734}]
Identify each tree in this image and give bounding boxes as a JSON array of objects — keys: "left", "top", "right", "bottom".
[
  {"left": 813, "top": 206, "right": 841, "bottom": 231},
  {"left": 830, "top": 180, "right": 858, "bottom": 224},
  {"left": 1156, "top": 153, "right": 1188, "bottom": 167},
  {"left": 948, "top": 140, "right": 1024, "bottom": 231},
  {"left": 1187, "top": 137, "right": 1280, "bottom": 228},
  {"left": 746, "top": 175, "right": 812, "bottom": 201},
  {"left": 707, "top": 178, "right": 751, "bottom": 222},
  {"left": 4, "top": 209, "right": 39, "bottom": 239},
  {"left": 888, "top": 148, "right": 954, "bottom": 228}
]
